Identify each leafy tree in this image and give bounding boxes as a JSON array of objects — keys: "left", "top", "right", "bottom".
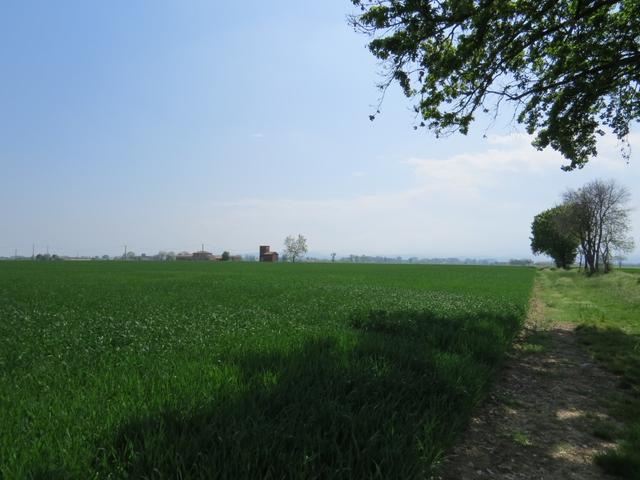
[
  {"left": 531, "top": 205, "right": 579, "bottom": 269},
  {"left": 283, "top": 234, "right": 308, "bottom": 263},
  {"left": 350, "top": 0, "right": 640, "bottom": 170},
  {"left": 221, "top": 251, "right": 230, "bottom": 261},
  {"left": 563, "top": 179, "right": 633, "bottom": 274}
]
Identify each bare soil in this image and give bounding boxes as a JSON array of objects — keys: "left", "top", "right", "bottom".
[{"left": 435, "top": 294, "right": 620, "bottom": 479}]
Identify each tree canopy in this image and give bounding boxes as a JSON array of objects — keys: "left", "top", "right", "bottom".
[
  {"left": 563, "top": 179, "right": 634, "bottom": 273},
  {"left": 283, "top": 234, "right": 308, "bottom": 263},
  {"left": 531, "top": 179, "right": 633, "bottom": 274},
  {"left": 530, "top": 205, "right": 579, "bottom": 269},
  {"left": 350, "top": 0, "right": 640, "bottom": 170}
]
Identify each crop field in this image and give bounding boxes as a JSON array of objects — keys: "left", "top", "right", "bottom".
[
  {"left": 621, "top": 267, "right": 640, "bottom": 275},
  {"left": 0, "top": 261, "right": 535, "bottom": 479}
]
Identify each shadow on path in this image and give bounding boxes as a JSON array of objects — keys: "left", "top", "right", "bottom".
[{"left": 436, "top": 312, "right": 626, "bottom": 479}]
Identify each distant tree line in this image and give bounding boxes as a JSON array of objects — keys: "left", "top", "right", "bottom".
[
  {"left": 531, "top": 179, "right": 634, "bottom": 275},
  {"left": 334, "top": 255, "right": 527, "bottom": 266},
  {"left": 35, "top": 253, "right": 61, "bottom": 261}
]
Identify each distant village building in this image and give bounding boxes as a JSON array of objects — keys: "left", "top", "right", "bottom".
[
  {"left": 259, "top": 245, "right": 279, "bottom": 262},
  {"left": 177, "top": 250, "right": 215, "bottom": 261},
  {"left": 175, "top": 250, "right": 242, "bottom": 261},
  {"left": 192, "top": 250, "right": 215, "bottom": 261}
]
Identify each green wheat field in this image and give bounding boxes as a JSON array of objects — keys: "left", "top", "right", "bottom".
[{"left": 0, "top": 261, "right": 535, "bottom": 479}]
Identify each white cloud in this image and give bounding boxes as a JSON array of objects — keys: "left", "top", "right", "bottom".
[
  {"left": 401, "top": 134, "right": 564, "bottom": 197},
  {"left": 185, "top": 133, "right": 639, "bottom": 258}
]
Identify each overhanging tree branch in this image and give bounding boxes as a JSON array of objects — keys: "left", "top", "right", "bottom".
[{"left": 350, "top": 0, "right": 640, "bottom": 170}]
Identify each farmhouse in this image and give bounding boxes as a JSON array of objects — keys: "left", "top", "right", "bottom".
[
  {"left": 177, "top": 251, "right": 217, "bottom": 261},
  {"left": 192, "top": 250, "right": 215, "bottom": 261},
  {"left": 259, "top": 245, "right": 279, "bottom": 262},
  {"left": 175, "top": 251, "right": 241, "bottom": 261}
]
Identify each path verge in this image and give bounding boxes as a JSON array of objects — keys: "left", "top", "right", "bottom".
[{"left": 436, "top": 282, "right": 620, "bottom": 479}]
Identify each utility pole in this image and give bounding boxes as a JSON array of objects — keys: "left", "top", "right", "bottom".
[
  {"left": 32, "top": 244, "right": 35, "bottom": 260},
  {"left": 202, "top": 243, "right": 204, "bottom": 252},
  {"left": 123, "top": 245, "right": 127, "bottom": 260}
]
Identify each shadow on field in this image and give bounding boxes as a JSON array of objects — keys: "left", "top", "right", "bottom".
[{"left": 76, "top": 309, "right": 523, "bottom": 479}]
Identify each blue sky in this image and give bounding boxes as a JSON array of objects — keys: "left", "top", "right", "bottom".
[{"left": 1, "top": 0, "right": 638, "bottom": 260}]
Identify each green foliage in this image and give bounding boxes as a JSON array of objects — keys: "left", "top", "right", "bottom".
[
  {"left": 530, "top": 205, "right": 579, "bottom": 269},
  {"left": 350, "top": 0, "right": 640, "bottom": 170},
  {"left": 0, "top": 261, "right": 534, "bottom": 478},
  {"left": 221, "top": 251, "right": 230, "bottom": 261}
]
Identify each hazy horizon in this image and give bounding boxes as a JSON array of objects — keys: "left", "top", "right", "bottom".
[{"left": 2, "top": 1, "right": 638, "bottom": 261}]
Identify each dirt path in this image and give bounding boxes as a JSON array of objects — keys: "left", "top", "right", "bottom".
[{"left": 435, "top": 294, "right": 620, "bottom": 479}]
